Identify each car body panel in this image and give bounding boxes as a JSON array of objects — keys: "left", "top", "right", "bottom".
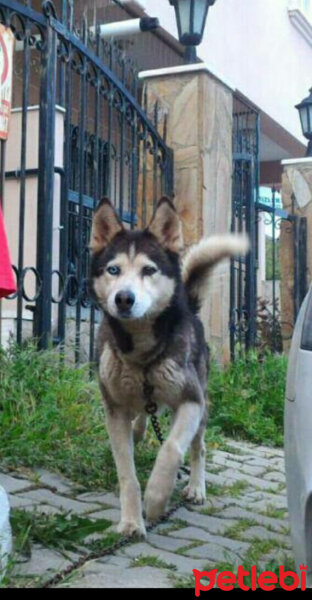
[{"left": 285, "top": 286, "right": 312, "bottom": 585}]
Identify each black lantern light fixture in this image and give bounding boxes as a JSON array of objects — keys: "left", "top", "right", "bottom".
[
  {"left": 295, "top": 88, "right": 312, "bottom": 157},
  {"left": 169, "top": 0, "right": 217, "bottom": 63}
]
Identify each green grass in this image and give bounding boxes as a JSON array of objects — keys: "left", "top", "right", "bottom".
[
  {"left": 10, "top": 509, "right": 112, "bottom": 556},
  {"left": 1, "top": 508, "right": 115, "bottom": 588},
  {"left": 0, "top": 343, "right": 286, "bottom": 495},
  {"left": 208, "top": 350, "right": 287, "bottom": 447},
  {"left": 0, "top": 342, "right": 169, "bottom": 491},
  {"left": 223, "top": 519, "right": 258, "bottom": 540},
  {"left": 130, "top": 554, "right": 177, "bottom": 571}
]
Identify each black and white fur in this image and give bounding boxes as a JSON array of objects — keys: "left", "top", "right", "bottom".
[{"left": 90, "top": 197, "right": 249, "bottom": 537}]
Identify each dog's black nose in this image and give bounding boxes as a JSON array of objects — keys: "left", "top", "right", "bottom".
[{"left": 115, "top": 290, "right": 135, "bottom": 312}]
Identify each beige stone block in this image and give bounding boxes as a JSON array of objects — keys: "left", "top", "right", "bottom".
[
  {"left": 174, "top": 146, "right": 199, "bottom": 170},
  {"left": 170, "top": 78, "right": 199, "bottom": 148},
  {"left": 175, "top": 167, "right": 201, "bottom": 245}
]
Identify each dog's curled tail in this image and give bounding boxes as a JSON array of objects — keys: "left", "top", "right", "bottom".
[{"left": 182, "top": 234, "right": 250, "bottom": 313}]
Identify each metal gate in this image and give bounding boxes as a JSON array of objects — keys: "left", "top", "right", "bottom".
[
  {"left": 230, "top": 96, "right": 307, "bottom": 359},
  {"left": 0, "top": 0, "right": 174, "bottom": 363}
]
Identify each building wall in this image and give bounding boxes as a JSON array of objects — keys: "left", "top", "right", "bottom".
[{"left": 139, "top": 0, "right": 311, "bottom": 146}]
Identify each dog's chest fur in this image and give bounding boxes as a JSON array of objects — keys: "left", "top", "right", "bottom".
[{"left": 99, "top": 342, "right": 185, "bottom": 413}]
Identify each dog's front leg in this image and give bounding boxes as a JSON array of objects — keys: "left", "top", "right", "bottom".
[
  {"left": 144, "top": 401, "right": 203, "bottom": 522},
  {"left": 105, "top": 406, "right": 146, "bottom": 538}
]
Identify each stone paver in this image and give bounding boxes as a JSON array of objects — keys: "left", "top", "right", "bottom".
[
  {"left": 35, "top": 470, "right": 74, "bottom": 495},
  {"left": 184, "top": 542, "right": 239, "bottom": 564},
  {"left": 14, "top": 545, "right": 80, "bottom": 581},
  {"left": 19, "top": 489, "right": 99, "bottom": 514},
  {"left": 8, "top": 494, "right": 38, "bottom": 509},
  {"left": 218, "top": 506, "right": 289, "bottom": 534},
  {"left": 170, "top": 527, "right": 249, "bottom": 554},
  {"left": 76, "top": 492, "right": 120, "bottom": 507},
  {"left": 1, "top": 438, "right": 293, "bottom": 588},
  {"left": 0, "top": 473, "right": 33, "bottom": 494},
  {"left": 67, "top": 564, "right": 173, "bottom": 588},
  {"left": 118, "top": 542, "right": 209, "bottom": 575},
  {"left": 171, "top": 507, "right": 237, "bottom": 535},
  {"left": 88, "top": 508, "right": 121, "bottom": 522}
]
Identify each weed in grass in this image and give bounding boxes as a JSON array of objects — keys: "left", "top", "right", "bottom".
[
  {"left": 248, "top": 537, "right": 289, "bottom": 557},
  {"left": 85, "top": 531, "right": 123, "bottom": 553},
  {"left": 157, "top": 520, "right": 189, "bottom": 535},
  {"left": 206, "top": 479, "right": 248, "bottom": 499},
  {"left": 205, "top": 483, "right": 225, "bottom": 497},
  {"left": 221, "top": 444, "right": 245, "bottom": 456},
  {"left": 175, "top": 541, "right": 204, "bottom": 555},
  {"left": 130, "top": 555, "right": 177, "bottom": 571},
  {"left": 199, "top": 505, "right": 221, "bottom": 516},
  {"left": 169, "top": 572, "right": 195, "bottom": 588},
  {"left": 207, "top": 466, "right": 224, "bottom": 475},
  {"left": 260, "top": 506, "right": 287, "bottom": 519},
  {"left": 10, "top": 508, "right": 112, "bottom": 556},
  {"left": 248, "top": 539, "right": 296, "bottom": 571},
  {"left": 226, "top": 480, "right": 249, "bottom": 498},
  {"left": 223, "top": 519, "right": 258, "bottom": 540}
]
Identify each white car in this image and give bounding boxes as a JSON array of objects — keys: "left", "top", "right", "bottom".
[
  {"left": 285, "top": 285, "right": 312, "bottom": 586},
  {"left": 0, "top": 486, "right": 12, "bottom": 580}
]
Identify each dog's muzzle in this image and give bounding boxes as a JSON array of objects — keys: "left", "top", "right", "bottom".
[{"left": 115, "top": 290, "right": 135, "bottom": 317}]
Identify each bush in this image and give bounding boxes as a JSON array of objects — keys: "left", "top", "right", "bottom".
[{"left": 208, "top": 350, "right": 287, "bottom": 447}]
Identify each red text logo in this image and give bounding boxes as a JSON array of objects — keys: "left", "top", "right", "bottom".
[{"left": 193, "top": 564, "right": 307, "bottom": 593}]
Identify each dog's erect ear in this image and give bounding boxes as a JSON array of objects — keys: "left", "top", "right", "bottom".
[
  {"left": 90, "top": 198, "right": 123, "bottom": 253},
  {"left": 147, "top": 197, "right": 183, "bottom": 253}
]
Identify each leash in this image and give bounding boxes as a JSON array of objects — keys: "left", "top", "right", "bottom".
[
  {"left": 41, "top": 491, "right": 189, "bottom": 588},
  {"left": 40, "top": 368, "right": 190, "bottom": 588}
]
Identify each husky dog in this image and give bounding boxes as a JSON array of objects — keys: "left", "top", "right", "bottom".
[{"left": 90, "top": 197, "right": 248, "bottom": 538}]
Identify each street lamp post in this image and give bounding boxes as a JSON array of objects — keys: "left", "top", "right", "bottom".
[
  {"left": 296, "top": 88, "right": 312, "bottom": 158},
  {"left": 169, "top": 0, "right": 217, "bottom": 63}
]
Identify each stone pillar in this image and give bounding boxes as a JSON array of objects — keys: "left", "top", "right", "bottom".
[
  {"left": 139, "top": 64, "right": 234, "bottom": 362},
  {"left": 281, "top": 158, "right": 312, "bottom": 352}
]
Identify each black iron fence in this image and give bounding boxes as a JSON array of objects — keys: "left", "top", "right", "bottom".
[
  {"left": 0, "top": 0, "right": 174, "bottom": 363},
  {"left": 230, "top": 96, "right": 307, "bottom": 359}
]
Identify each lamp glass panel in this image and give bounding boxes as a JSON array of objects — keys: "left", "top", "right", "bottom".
[
  {"left": 193, "top": 0, "right": 208, "bottom": 35},
  {"left": 177, "top": 0, "right": 192, "bottom": 36},
  {"left": 300, "top": 107, "right": 308, "bottom": 135},
  {"left": 308, "top": 105, "right": 312, "bottom": 134}
]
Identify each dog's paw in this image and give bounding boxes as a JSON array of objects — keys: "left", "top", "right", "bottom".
[
  {"left": 117, "top": 519, "right": 146, "bottom": 539},
  {"left": 144, "top": 490, "right": 167, "bottom": 523},
  {"left": 182, "top": 484, "right": 206, "bottom": 505}
]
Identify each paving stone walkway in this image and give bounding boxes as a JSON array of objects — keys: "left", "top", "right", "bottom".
[{"left": 1, "top": 438, "right": 293, "bottom": 588}]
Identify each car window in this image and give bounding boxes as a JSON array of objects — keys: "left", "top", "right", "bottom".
[{"left": 301, "top": 287, "right": 312, "bottom": 351}]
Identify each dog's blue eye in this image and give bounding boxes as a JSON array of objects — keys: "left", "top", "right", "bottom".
[
  {"left": 142, "top": 266, "right": 157, "bottom": 276},
  {"left": 107, "top": 266, "right": 120, "bottom": 276}
]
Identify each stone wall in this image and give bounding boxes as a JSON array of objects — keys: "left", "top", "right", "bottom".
[
  {"left": 140, "top": 66, "right": 233, "bottom": 362},
  {"left": 281, "top": 158, "right": 312, "bottom": 352}
]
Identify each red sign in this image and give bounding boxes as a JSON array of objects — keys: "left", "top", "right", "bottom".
[{"left": 0, "top": 25, "right": 14, "bottom": 140}]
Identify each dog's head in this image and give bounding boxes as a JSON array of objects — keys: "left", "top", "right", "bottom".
[{"left": 90, "top": 197, "right": 184, "bottom": 321}]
